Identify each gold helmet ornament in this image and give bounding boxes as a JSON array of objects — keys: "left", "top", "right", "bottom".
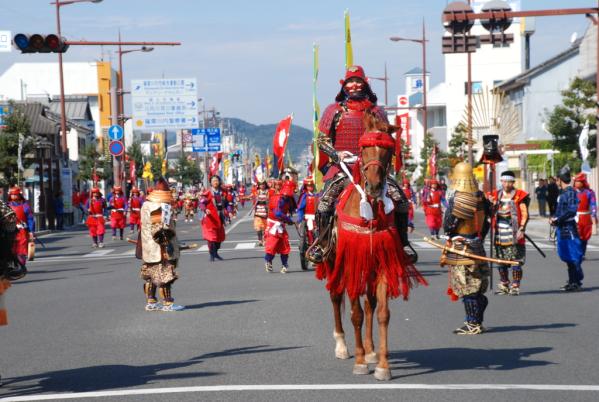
[{"left": 450, "top": 162, "right": 479, "bottom": 193}]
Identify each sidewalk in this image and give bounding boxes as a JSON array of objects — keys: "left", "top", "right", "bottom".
[{"left": 526, "top": 215, "right": 599, "bottom": 247}]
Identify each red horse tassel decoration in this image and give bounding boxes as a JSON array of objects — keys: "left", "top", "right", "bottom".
[{"left": 318, "top": 184, "right": 426, "bottom": 301}]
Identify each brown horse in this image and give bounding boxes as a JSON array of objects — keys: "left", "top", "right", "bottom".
[{"left": 316, "top": 114, "right": 426, "bottom": 381}]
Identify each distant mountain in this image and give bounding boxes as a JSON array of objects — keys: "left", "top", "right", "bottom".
[{"left": 223, "top": 117, "right": 313, "bottom": 162}]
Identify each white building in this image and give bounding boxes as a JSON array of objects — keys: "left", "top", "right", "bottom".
[{"left": 0, "top": 61, "right": 119, "bottom": 158}]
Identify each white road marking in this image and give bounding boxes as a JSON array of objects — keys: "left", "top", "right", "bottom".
[
  {"left": 3, "top": 383, "right": 599, "bottom": 401},
  {"left": 225, "top": 210, "right": 253, "bottom": 234},
  {"left": 235, "top": 242, "right": 256, "bottom": 250},
  {"left": 412, "top": 241, "right": 435, "bottom": 249},
  {"left": 198, "top": 245, "right": 209, "bottom": 251},
  {"left": 118, "top": 249, "right": 136, "bottom": 256},
  {"left": 81, "top": 249, "right": 114, "bottom": 257}
]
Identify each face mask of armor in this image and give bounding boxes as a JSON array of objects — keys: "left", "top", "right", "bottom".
[{"left": 343, "top": 79, "right": 367, "bottom": 100}]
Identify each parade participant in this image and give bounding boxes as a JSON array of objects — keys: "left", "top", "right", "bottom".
[
  {"left": 253, "top": 179, "right": 269, "bottom": 246},
  {"left": 139, "top": 177, "right": 183, "bottom": 311},
  {"left": 129, "top": 187, "right": 144, "bottom": 233},
  {"left": 308, "top": 65, "right": 409, "bottom": 263},
  {"left": 86, "top": 187, "right": 107, "bottom": 248},
  {"left": 423, "top": 179, "right": 447, "bottom": 239},
  {"left": 297, "top": 176, "right": 319, "bottom": 245},
  {"left": 183, "top": 193, "right": 195, "bottom": 223},
  {"left": 264, "top": 180, "right": 296, "bottom": 273},
  {"left": 551, "top": 167, "right": 584, "bottom": 291},
  {"left": 402, "top": 179, "right": 416, "bottom": 232},
  {"left": 7, "top": 187, "right": 34, "bottom": 271},
  {"left": 489, "top": 171, "right": 530, "bottom": 295},
  {"left": 441, "top": 162, "right": 491, "bottom": 335},
  {"left": 269, "top": 179, "right": 282, "bottom": 198},
  {"left": 239, "top": 184, "right": 247, "bottom": 208},
  {"left": 109, "top": 186, "right": 128, "bottom": 240},
  {"left": 199, "top": 188, "right": 226, "bottom": 262},
  {"left": 208, "top": 176, "right": 227, "bottom": 226},
  {"left": 225, "top": 184, "right": 236, "bottom": 219},
  {"left": 574, "top": 173, "right": 597, "bottom": 259}
]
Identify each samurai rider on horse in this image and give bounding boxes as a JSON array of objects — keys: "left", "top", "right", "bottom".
[{"left": 307, "top": 65, "right": 412, "bottom": 264}]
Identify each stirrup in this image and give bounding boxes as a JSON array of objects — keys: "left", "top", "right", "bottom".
[{"left": 306, "top": 244, "right": 324, "bottom": 264}]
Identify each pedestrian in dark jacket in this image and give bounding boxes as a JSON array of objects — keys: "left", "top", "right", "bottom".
[{"left": 547, "top": 177, "right": 560, "bottom": 216}]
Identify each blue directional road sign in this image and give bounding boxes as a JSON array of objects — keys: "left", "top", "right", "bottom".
[
  {"left": 108, "top": 125, "right": 124, "bottom": 141},
  {"left": 109, "top": 140, "right": 124, "bottom": 156},
  {"left": 191, "top": 128, "right": 221, "bottom": 152}
]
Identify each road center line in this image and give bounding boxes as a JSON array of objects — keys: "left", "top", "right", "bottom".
[
  {"left": 225, "top": 210, "right": 253, "bottom": 235},
  {"left": 2, "top": 383, "right": 599, "bottom": 401}
]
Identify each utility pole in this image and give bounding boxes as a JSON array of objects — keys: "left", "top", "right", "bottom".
[{"left": 110, "top": 86, "right": 120, "bottom": 186}]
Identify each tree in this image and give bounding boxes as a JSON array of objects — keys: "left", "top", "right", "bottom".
[
  {"left": 173, "top": 155, "right": 203, "bottom": 186},
  {"left": 148, "top": 153, "right": 164, "bottom": 180},
  {"left": 126, "top": 140, "right": 144, "bottom": 180},
  {"left": 0, "top": 102, "right": 33, "bottom": 188},
  {"left": 448, "top": 123, "right": 468, "bottom": 163},
  {"left": 417, "top": 131, "right": 449, "bottom": 186},
  {"left": 79, "top": 144, "right": 112, "bottom": 184},
  {"left": 545, "top": 77, "right": 597, "bottom": 169}
]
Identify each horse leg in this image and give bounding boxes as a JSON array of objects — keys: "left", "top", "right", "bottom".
[
  {"left": 350, "top": 297, "right": 369, "bottom": 375},
  {"left": 364, "top": 287, "right": 378, "bottom": 364},
  {"left": 331, "top": 292, "right": 349, "bottom": 360},
  {"left": 374, "top": 279, "right": 392, "bottom": 381}
]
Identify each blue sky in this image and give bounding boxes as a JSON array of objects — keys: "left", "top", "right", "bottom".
[{"left": 0, "top": 0, "right": 593, "bottom": 128}]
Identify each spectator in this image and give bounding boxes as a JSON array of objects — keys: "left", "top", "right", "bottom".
[
  {"left": 535, "top": 179, "right": 548, "bottom": 217},
  {"left": 547, "top": 177, "right": 560, "bottom": 216},
  {"left": 54, "top": 191, "right": 65, "bottom": 230}
]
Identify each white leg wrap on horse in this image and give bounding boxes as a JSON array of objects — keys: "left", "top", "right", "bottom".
[
  {"left": 366, "top": 352, "right": 379, "bottom": 364},
  {"left": 352, "top": 364, "right": 370, "bottom": 375},
  {"left": 374, "top": 367, "right": 392, "bottom": 381},
  {"left": 333, "top": 332, "right": 350, "bottom": 360}
]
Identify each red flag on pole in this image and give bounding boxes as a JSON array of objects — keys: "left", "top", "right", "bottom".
[
  {"left": 129, "top": 160, "right": 136, "bottom": 184},
  {"left": 273, "top": 115, "right": 292, "bottom": 173},
  {"left": 209, "top": 152, "right": 223, "bottom": 178},
  {"left": 428, "top": 145, "right": 437, "bottom": 178}
]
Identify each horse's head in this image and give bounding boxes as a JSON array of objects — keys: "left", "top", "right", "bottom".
[{"left": 358, "top": 113, "right": 398, "bottom": 198}]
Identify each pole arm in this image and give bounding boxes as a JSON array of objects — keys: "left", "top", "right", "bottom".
[{"left": 65, "top": 41, "right": 181, "bottom": 46}]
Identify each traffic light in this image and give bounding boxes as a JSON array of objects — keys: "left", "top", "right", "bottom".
[{"left": 13, "top": 33, "right": 69, "bottom": 53}]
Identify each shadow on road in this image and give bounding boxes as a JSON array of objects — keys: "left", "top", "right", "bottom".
[
  {"left": 488, "top": 323, "right": 576, "bottom": 333},
  {"left": 1, "top": 345, "right": 303, "bottom": 398},
  {"left": 12, "top": 277, "right": 67, "bottom": 285},
  {"left": 521, "top": 286, "right": 599, "bottom": 296},
  {"left": 389, "top": 346, "right": 553, "bottom": 378},
  {"left": 184, "top": 299, "right": 260, "bottom": 310}
]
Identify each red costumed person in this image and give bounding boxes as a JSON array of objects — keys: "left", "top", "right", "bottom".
[
  {"left": 574, "top": 173, "right": 598, "bottom": 258},
  {"left": 297, "top": 177, "right": 319, "bottom": 245},
  {"left": 86, "top": 188, "right": 106, "bottom": 248},
  {"left": 239, "top": 184, "right": 247, "bottom": 208},
  {"left": 264, "top": 180, "right": 296, "bottom": 274},
  {"left": 199, "top": 187, "right": 226, "bottom": 262},
  {"left": 422, "top": 179, "right": 447, "bottom": 238},
  {"left": 129, "top": 187, "right": 144, "bottom": 233},
  {"left": 402, "top": 179, "right": 416, "bottom": 232},
  {"left": 7, "top": 187, "right": 35, "bottom": 270},
  {"left": 109, "top": 186, "right": 128, "bottom": 240}
]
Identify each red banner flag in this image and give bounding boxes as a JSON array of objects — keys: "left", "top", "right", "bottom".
[
  {"left": 129, "top": 160, "right": 136, "bottom": 184},
  {"left": 209, "top": 152, "right": 223, "bottom": 178},
  {"left": 273, "top": 115, "right": 292, "bottom": 173},
  {"left": 428, "top": 145, "right": 437, "bottom": 178}
]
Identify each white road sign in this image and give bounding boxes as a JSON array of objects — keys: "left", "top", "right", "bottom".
[
  {"left": 0, "top": 31, "right": 11, "bottom": 53},
  {"left": 131, "top": 78, "right": 198, "bottom": 130}
]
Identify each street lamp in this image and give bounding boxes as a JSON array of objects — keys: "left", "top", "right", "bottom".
[
  {"left": 117, "top": 39, "right": 154, "bottom": 127},
  {"left": 368, "top": 63, "right": 389, "bottom": 106},
  {"left": 52, "top": 0, "right": 103, "bottom": 157},
  {"left": 390, "top": 20, "right": 429, "bottom": 146}
]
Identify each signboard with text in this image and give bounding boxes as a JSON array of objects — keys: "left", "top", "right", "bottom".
[
  {"left": 192, "top": 128, "right": 221, "bottom": 152},
  {"left": 131, "top": 78, "right": 198, "bottom": 130}
]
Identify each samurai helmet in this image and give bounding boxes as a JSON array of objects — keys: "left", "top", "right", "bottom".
[
  {"left": 451, "top": 162, "right": 479, "bottom": 193},
  {"left": 147, "top": 177, "right": 173, "bottom": 203},
  {"left": 303, "top": 176, "right": 315, "bottom": 186},
  {"left": 131, "top": 187, "right": 140, "bottom": 194},
  {"left": 8, "top": 186, "right": 23, "bottom": 197}
]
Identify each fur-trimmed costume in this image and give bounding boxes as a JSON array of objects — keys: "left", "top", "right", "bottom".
[
  {"left": 442, "top": 163, "right": 490, "bottom": 335},
  {"left": 139, "top": 187, "right": 181, "bottom": 310}
]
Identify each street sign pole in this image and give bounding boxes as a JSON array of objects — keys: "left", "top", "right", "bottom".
[{"left": 110, "top": 86, "right": 120, "bottom": 187}]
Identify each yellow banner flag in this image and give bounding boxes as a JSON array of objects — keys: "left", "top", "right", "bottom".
[
  {"left": 344, "top": 9, "right": 353, "bottom": 69},
  {"left": 254, "top": 154, "right": 261, "bottom": 169},
  {"left": 142, "top": 161, "right": 153, "bottom": 180},
  {"left": 161, "top": 159, "right": 167, "bottom": 176}
]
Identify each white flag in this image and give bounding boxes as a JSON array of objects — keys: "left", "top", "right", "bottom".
[
  {"left": 17, "top": 133, "right": 24, "bottom": 171},
  {"left": 579, "top": 120, "right": 590, "bottom": 162}
]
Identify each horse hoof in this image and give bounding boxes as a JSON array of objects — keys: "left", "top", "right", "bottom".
[
  {"left": 366, "top": 352, "right": 378, "bottom": 364},
  {"left": 335, "top": 348, "right": 350, "bottom": 360},
  {"left": 374, "top": 367, "right": 392, "bottom": 381},
  {"left": 352, "top": 364, "right": 370, "bottom": 375}
]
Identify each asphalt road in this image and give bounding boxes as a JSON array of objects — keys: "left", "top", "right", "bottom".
[{"left": 1, "top": 207, "right": 599, "bottom": 402}]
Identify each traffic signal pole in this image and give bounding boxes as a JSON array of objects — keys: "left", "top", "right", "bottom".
[{"left": 55, "top": 1, "right": 68, "bottom": 157}]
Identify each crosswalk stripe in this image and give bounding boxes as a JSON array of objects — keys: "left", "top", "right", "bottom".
[
  {"left": 235, "top": 242, "right": 256, "bottom": 250},
  {"left": 82, "top": 249, "right": 114, "bottom": 257},
  {"left": 412, "top": 241, "right": 435, "bottom": 249},
  {"left": 198, "top": 245, "right": 209, "bottom": 251}
]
